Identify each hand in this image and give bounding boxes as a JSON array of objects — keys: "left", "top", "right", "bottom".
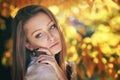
[
  {"left": 34, "top": 48, "right": 67, "bottom": 80},
  {"left": 35, "top": 47, "right": 57, "bottom": 66}
]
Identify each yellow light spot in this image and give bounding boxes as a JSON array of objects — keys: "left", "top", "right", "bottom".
[
  {"left": 87, "top": 44, "right": 92, "bottom": 50},
  {"left": 118, "top": 70, "right": 120, "bottom": 74},
  {"left": 2, "top": 57, "right": 7, "bottom": 66},
  {"left": 49, "top": 6, "right": 59, "bottom": 15},
  {"left": 90, "top": 51, "right": 98, "bottom": 58},
  {"left": 102, "top": 58, "right": 107, "bottom": 64},
  {"left": 5, "top": 51, "right": 11, "bottom": 58},
  {"left": 114, "top": 73, "right": 118, "bottom": 79},
  {"left": 108, "top": 63, "right": 114, "bottom": 68},
  {"left": 10, "top": 7, "right": 19, "bottom": 18},
  {"left": 71, "top": 7, "right": 79, "bottom": 14},
  {"left": 81, "top": 43, "right": 86, "bottom": 49},
  {"left": 109, "top": 57, "right": 114, "bottom": 62},
  {"left": 83, "top": 37, "right": 91, "bottom": 43},
  {"left": 93, "top": 57, "right": 99, "bottom": 64}
]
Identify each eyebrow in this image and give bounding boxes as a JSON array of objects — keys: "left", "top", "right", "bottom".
[
  {"left": 31, "top": 20, "right": 53, "bottom": 36},
  {"left": 47, "top": 20, "right": 53, "bottom": 26},
  {"left": 31, "top": 29, "right": 41, "bottom": 36}
]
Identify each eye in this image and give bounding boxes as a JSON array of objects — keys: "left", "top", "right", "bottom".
[
  {"left": 50, "top": 24, "right": 57, "bottom": 30},
  {"left": 35, "top": 33, "right": 42, "bottom": 38}
]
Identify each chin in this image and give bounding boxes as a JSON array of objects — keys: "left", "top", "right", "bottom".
[{"left": 52, "top": 48, "right": 61, "bottom": 55}]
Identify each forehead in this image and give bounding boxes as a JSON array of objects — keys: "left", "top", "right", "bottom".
[{"left": 23, "top": 12, "right": 54, "bottom": 34}]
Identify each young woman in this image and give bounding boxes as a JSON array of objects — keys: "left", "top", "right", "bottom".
[{"left": 12, "top": 5, "right": 76, "bottom": 80}]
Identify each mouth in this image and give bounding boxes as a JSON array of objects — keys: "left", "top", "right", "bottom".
[{"left": 49, "top": 42, "right": 59, "bottom": 48}]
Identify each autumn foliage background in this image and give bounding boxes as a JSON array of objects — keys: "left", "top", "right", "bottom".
[{"left": 0, "top": 0, "right": 120, "bottom": 80}]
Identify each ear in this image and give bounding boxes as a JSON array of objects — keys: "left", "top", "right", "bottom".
[{"left": 25, "top": 42, "right": 34, "bottom": 51}]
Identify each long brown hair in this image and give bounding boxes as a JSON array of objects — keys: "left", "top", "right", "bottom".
[{"left": 12, "top": 5, "right": 67, "bottom": 80}]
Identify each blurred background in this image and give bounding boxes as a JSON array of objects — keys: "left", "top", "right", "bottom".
[{"left": 0, "top": 0, "right": 120, "bottom": 80}]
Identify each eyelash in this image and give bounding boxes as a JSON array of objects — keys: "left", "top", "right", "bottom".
[
  {"left": 35, "top": 24, "right": 57, "bottom": 38},
  {"left": 50, "top": 24, "right": 57, "bottom": 30},
  {"left": 35, "top": 33, "right": 42, "bottom": 38}
]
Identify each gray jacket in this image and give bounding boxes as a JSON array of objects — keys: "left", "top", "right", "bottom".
[
  {"left": 25, "top": 57, "right": 77, "bottom": 80},
  {"left": 25, "top": 63, "right": 58, "bottom": 80}
]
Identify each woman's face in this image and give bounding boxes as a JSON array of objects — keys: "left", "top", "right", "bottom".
[{"left": 24, "top": 13, "right": 62, "bottom": 55}]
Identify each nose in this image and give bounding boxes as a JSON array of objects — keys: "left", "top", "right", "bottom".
[{"left": 46, "top": 32, "right": 55, "bottom": 42}]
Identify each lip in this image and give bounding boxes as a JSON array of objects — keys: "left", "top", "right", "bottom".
[{"left": 49, "top": 42, "right": 59, "bottom": 48}]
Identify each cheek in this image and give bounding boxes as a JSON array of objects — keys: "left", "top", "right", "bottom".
[
  {"left": 32, "top": 40, "right": 48, "bottom": 48},
  {"left": 53, "top": 30, "right": 61, "bottom": 39},
  {"left": 27, "top": 36, "right": 48, "bottom": 49}
]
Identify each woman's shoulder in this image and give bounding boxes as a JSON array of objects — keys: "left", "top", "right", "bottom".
[
  {"left": 66, "top": 60, "right": 77, "bottom": 80},
  {"left": 25, "top": 62, "right": 58, "bottom": 80}
]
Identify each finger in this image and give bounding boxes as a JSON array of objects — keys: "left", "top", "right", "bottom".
[
  {"left": 38, "top": 55, "right": 54, "bottom": 61},
  {"left": 36, "top": 47, "right": 53, "bottom": 55},
  {"left": 36, "top": 55, "right": 55, "bottom": 64}
]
